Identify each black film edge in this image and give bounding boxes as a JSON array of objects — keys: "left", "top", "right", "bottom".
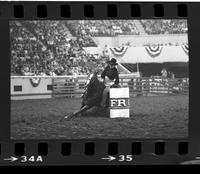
[{"left": 0, "top": 2, "right": 199, "bottom": 165}]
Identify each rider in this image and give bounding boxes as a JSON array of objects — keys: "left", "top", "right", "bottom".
[{"left": 100, "top": 58, "right": 119, "bottom": 107}]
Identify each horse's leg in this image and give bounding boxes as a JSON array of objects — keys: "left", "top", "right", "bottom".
[
  {"left": 74, "top": 105, "right": 90, "bottom": 115},
  {"left": 65, "top": 105, "right": 90, "bottom": 119}
]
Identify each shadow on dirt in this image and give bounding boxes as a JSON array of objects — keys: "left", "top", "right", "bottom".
[{"left": 79, "top": 106, "right": 110, "bottom": 118}]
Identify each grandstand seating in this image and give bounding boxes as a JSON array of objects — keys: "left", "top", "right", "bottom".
[
  {"left": 65, "top": 20, "right": 140, "bottom": 37},
  {"left": 10, "top": 20, "right": 188, "bottom": 76},
  {"left": 140, "top": 20, "right": 187, "bottom": 35},
  {"left": 10, "top": 21, "right": 49, "bottom": 75},
  {"left": 10, "top": 21, "right": 105, "bottom": 76}
]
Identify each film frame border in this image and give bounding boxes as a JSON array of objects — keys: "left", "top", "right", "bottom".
[{"left": 0, "top": 1, "right": 199, "bottom": 165}]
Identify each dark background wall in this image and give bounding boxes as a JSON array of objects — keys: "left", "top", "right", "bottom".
[{"left": 139, "top": 62, "right": 188, "bottom": 78}]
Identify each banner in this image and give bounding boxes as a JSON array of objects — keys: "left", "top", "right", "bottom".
[
  {"left": 182, "top": 43, "right": 189, "bottom": 55},
  {"left": 113, "top": 45, "right": 188, "bottom": 63},
  {"left": 30, "top": 77, "right": 41, "bottom": 87},
  {"left": 145, "top": 45, "right": 163, "bottom": 58},
  {"left": 109, "top": 46, "right": 128, "bottom": 57}
]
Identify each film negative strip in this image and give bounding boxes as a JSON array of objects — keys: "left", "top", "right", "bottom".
[{"left": 0, "top": 1, "right": 199, "bottom": 165}]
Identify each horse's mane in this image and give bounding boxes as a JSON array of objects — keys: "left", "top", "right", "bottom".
[{"left": 86, "top": 73, "right": 98, "bottom": 89}]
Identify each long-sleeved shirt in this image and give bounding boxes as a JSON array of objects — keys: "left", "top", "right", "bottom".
[{"left": 101, "top": 66, "right": 119, "bottom": 85}]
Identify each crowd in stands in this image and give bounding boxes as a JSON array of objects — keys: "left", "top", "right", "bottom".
[
  {"left": 10, "top": 21, "right": 49, "bottom": 76},
  {"left": 66, "top": 20, "right": 140, "bottom": 37},
  {"left": 63, "top": 21, "right": 97, "bottom": 47},
  {"left": 10, "top": 21, "right": 109, "bottom": 76},
  {"left": 10, "top": 20, "right": 188, "bottom": 76},
  {"left": 140, "top": 20, "right": 188, "bottom": 34}
]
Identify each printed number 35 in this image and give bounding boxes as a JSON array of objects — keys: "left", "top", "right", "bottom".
[{"left": 118, "top": 155, "right": 133, "bottom": 162}]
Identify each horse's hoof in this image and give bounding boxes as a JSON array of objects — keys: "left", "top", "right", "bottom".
[{"left": 64, "top": 113, "right": 74, "bottom": 119}]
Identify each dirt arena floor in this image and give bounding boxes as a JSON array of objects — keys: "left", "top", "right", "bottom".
[{"left": 11, "top": 95, "right": 188, "bottom": 139}]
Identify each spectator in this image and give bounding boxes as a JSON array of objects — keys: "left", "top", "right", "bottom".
[
  {"left": 170, "top": 72, "right": 175, "bottom": 79},
  {"left": 161, "top": 68, "right": 168, "bottom": 78}
]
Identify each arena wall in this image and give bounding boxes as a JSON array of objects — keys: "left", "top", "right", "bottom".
[
  {"left": 11, "top": 76, "right": 53, "bottom": 100},
  {"left": 113, "top": 45, "right": 189, "bottom": 63},
  {"left": 10, "top": 73, "right": 188, "bottom": 101},
  {"left": 95, "top": 34, "right": 188, "bottom": 47},
  {"left": 10, "top": 74, "right": 140, "bottom": 100},
  {"left": 84, "top": 45, "right": 189, "bottom": 64}
]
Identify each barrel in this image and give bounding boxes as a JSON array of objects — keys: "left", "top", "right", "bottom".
[{"left": 109, "top": 87, "right": 130, "bottom": 118}]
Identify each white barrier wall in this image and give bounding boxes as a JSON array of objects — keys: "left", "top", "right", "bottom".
[
  {"left": 109, "top": 88, "right": 130, "bottom": 118},
  {"left": 10, "top": 74, "right": 137, "bottom": 100},
  {"left": 11, "top": 76, "right": 53, "bottom": 100},
  {"left": 96, "top": 34, "right": 188, "bottom": 47},
  {"left": 116, "top": 34, "right": 188, "bottom": 47},
  {"left": 83, "top": 45, "right": 188, "bottom": 64},
  {"left": 111, "top": 45, "right": 189, "bottom": 63}
]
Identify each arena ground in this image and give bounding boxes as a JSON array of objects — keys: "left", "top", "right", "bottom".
[{"left": 11, "top": 95, "right": 188, "bottom": 139}]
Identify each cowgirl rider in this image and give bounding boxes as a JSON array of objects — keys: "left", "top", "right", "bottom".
[{"left": 100, "top": 58, "right": 119, "bottom": 107}]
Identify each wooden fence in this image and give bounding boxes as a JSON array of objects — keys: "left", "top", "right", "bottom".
[{"left": 52, "top": 76, "right": 189, "bottom": 98}]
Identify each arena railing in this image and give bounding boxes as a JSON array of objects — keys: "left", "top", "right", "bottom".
[{"left": 10, "top": 74, "right": 189, "bottom": 99}]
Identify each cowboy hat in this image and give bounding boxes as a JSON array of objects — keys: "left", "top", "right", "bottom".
[{"left": 108, "top": 58, "right": 118, "bottom": 65}]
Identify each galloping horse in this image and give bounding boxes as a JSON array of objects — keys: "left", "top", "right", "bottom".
[{"left": 64, "top": 72, "right": 106, "bottom": 119}]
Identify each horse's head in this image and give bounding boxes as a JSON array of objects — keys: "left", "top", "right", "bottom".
[
  {"left": 85, "top": 66, "right": 103, "bottom": 86},
  {"left": 85, "top": 72, "right": 104, "bottom": 89}
]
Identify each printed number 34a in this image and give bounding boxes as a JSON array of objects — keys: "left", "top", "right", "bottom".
[
  {"left": 118, "top": 155, "right": 133, "bottom": 162},
  {"left": 21, "top": 156, "right": 43, "bottom": 163}
]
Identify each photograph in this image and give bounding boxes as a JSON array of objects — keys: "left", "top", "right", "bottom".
[{"left": 10, "top": 19, "right": 189, "bottom": 139}]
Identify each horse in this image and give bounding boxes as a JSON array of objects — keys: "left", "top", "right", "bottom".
[{"left": 64, "top": 72, "right": 108, "bottom": 119}]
